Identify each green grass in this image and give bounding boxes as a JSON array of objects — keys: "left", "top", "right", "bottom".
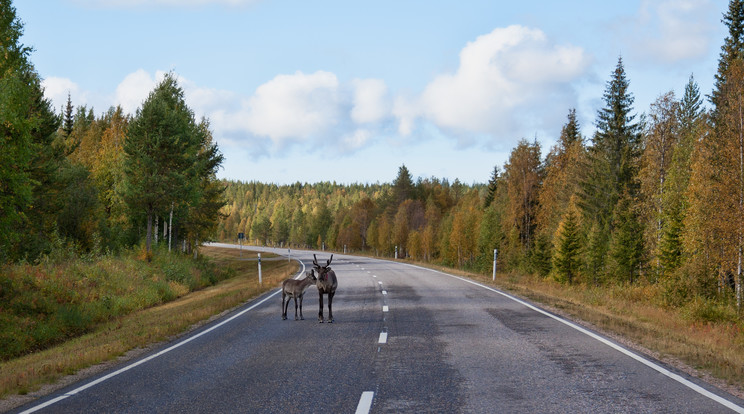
[
  {"left": 0, "top": 246, "right": 296, "bottom": 403},
  {"left": 0, "top": 246, "right": 231, "bottom": 362}
]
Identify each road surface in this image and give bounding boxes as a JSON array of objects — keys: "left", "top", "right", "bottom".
[{"left": 12, "top": 245, "right": 744, "bottom": 413}]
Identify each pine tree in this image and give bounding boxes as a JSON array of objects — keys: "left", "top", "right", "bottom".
[
  {"left": 553, "top": 203, "right": 582, "bottom": 284},
  {"left": 483, "top": 165, "right": 500, "bottom": 209},
  {"left": 0, "top": 0, "right": 34, "bottom": 261},
  {"left": 122, "top": 72, "right": 203, "bottom": 256},
  {"left": 580, "top": 57, "right": 642, "bottom": 280},
  {"left": 393, "top": 164, "right": 414, "bottom": 206},
  {"left": 63, "top": 92, "right": 74, "bottom": 137}
]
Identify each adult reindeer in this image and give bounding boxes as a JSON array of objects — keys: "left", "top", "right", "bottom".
[
  {"left": 313, "top": 254, "right": 338, "bottom": 323},
  {"left": 281, "top": 269, "right": 317, "bottom": 320}
]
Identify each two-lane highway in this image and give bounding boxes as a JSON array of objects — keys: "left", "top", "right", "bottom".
[{"left": 13, "top": 245, "right": 744, "bottom": 413}]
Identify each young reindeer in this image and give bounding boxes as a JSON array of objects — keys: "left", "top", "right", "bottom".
[
  {"left": 313, "top": 254, "right": 338, "bottom": 323},
  {"left": 281, "top": 269, "right": 317, "bottom": 320}
]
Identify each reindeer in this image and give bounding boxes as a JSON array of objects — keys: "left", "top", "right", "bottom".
[
  {"left": 313, "top": 254, "right": 338, "bottom": 323},
  {"left": 281, "top": 269, "right": 317, "bottom": 320}
]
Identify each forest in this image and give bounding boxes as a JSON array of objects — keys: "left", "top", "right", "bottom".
[
  {"left": 3, "top": 0, "right": 744, "bottom": 322},
  {"left": 0, "top": 1, "right": 225, "bottom": 264},
  {"left": 218, "top": 2, "right": 744, "bottom": 316}
]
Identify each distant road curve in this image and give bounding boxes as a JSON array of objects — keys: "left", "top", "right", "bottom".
[{"left": 13, "top": 244, "right": 744, "bottom": 413}]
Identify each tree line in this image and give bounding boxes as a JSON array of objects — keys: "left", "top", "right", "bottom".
[
  {"left": 219, "top": 1, "right": 744, "bottom": 313},
  {"left": 0, "top": 1, "right": 225, "bottom": 263}
]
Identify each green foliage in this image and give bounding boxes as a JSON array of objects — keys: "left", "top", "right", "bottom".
[
  {"left": 0, "top": 247, "right": 228, "bottom": 361},
  {"left": 553, "top": 207, "right": 582, "bottom": 284}
]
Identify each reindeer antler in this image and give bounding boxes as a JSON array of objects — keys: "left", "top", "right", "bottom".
[{"left": 327, "top": 254, "right": 333, "bottom": 266}]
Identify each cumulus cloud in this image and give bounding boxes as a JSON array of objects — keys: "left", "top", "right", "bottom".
[
  {"left": 236, "top": 70, "right": 341, "bottom": 146},
  {"left": 115, "top": 69, "right": 167, "bottom": 114},
  {"left": 631, "top": 0, "right": 715, "bottom": 63},
  {"left": 54, "top": 24, "right": 591, "bottom": 158},
  {"left": 396, "top": 25, "right": 591, "bottom": 143},
  {"left": 42, "top": 77, "right": 83, "bottom": 112},
  {"left": 351, "top": 79, "right": 389, "bottom": 124}
]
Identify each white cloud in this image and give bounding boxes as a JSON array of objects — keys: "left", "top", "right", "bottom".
[
  {"left": 351, "top": 79, "right": 388, "bottom": 124},
  {"left": 41, "top": 77, "right": 82, "bottom": 113},
  {"left": 236, "top": 70, "right": 341, "bottom": 146},
  {"left": 632, "top": 0, "right": 715, "bottom": 63},
  {"left": 397, "top": 25, "right": 591, "bottom": 143},
  {"left": 115, "top": 69, "right": 168, "bottom": 114},
  {"left": 342, "top": 129, "right": 373, "bottom": 151}
]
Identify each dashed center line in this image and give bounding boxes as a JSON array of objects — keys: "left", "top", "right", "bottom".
[
  {"left": 382, "top": 305, "right": 389, "bottom": 312},
  {"left": 356, "top": 391, "right": 374, "bottom": 414},
  {"left": 382, "top": 290, "right": 387, "bottom": 295},
  {"left": 378, "top": 332, "right": 388, "bottom": 344}
]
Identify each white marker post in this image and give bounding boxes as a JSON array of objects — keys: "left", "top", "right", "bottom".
[
  {"left": 288, "top": 248, "right": 291, "bottom": 262},
  {"left": 492, "top": 249, "right": 498, "bottom": 281},
  {"left": 258, "top": 253, "right": 262, "bottom": 285}
]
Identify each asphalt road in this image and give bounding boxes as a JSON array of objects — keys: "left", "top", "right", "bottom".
[{"left": 12, "top": 245, "right": 744, "bottom": 413}]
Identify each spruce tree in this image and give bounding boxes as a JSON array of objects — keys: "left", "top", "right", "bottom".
[
  {"left": 580, "top": 57, "right": 642, "bottom": 281},
  {"left": 63, "top": 92, "right": 74, "bottom": 137},
  {"left": 393, "top": 164, "right": 414, "bottom": 206},
  {"left": 122, "top": 73, "right": 202, "bottom": 256},
  {"left": 483, "top": 165, "right": 500, "bottom": 209},
  {"left": 553, "top": 206, "right": 582, "bottom": 284}
]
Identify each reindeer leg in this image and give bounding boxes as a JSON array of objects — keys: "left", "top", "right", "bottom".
[
  {"left": 299, "top": 294, "right": 304, "bottom": 320},
  {"left": 318, "top": 292, "right": 325, "bottom": 323},
  {"left": 294, "top": 297, "right": 299, "bottom": 320},
  {"left": 281, "top": 291, "right": 288, "bottom": 320},
  {"left": 327, "top": 291, "right": 334, "bottom": 323}
]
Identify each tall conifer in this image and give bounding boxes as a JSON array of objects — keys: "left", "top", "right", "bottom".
[{"left": 580, "top": 57, "right": 642, "bottom": 280}]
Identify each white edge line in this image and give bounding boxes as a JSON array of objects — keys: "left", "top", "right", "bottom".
[
  {"left": 21, "top": 260, "right": 306, "bottom": 414},
  {"left": 355, "top": 391, "right": 374, "bottom": 414},
  {"left": 396, "top": 261, "right": 744, "bottom": 414}
]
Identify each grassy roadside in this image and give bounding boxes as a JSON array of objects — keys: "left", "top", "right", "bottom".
[{"left": 0, "top": 246, "right": 297, "bottom": 408}]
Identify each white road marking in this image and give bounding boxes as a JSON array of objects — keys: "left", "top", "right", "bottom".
[
  {"left": 378, "top": 332, "right": 388, "bottom": 344},
  {"left": 356, "top": 391, "right": 374, "bottom": 414},
  {"left": 378, "top": 281, "right": 383, "bottom": 285},
  {"left": 382, "top": 305, "right": 389, "bottom": 312},
  {"left": 382, "top": 290, "right": 387, "bottom": 295},
  {"left": 398, "top": 261, "right": 744, "bottom": 414},
  {"left": 20, "top": 263, "right": 307, "bottom": 414}
]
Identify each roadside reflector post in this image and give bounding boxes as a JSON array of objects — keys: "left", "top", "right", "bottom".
[
  {"left": 258, "top": 253, "right": 262, "bottom": 285},
  {"left": 493, "top": 249, "right": 498, "bottom": 281}
]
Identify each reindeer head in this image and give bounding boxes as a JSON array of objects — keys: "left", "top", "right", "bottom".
[
  {"left": 313, "top": 254, "right": 333, "bottom": 280},
  {"left": 305, "top": 269, "right": 317, "bottom": 282}
]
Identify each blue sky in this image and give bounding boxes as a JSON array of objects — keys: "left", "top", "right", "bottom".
[{"left": 17, "top": 0, "right": 726, "bottom": 185}]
